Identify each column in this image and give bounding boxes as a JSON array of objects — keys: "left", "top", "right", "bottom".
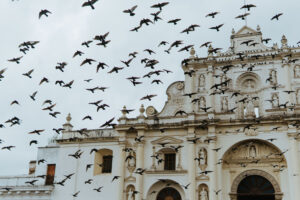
[
  {"left": 206, "top": 65, "right": 215, "bottom": 109},
  {"left": 136, "top": 130, "right": 145, "bottom": 200},
  {"left": 188, "top": 141, "right": 196, "bottom": 200},
  {"left": 208, "top": 137, "right": 218, "bottom": 200},
  {"left": 118, "top": 142, "right": 126, "bottom": 200},
  {"left": 283, "top": 64, "right": 294, "bottom": 106},
  {"left": 184, "top": 71, "right": 196, "bottom": 113},
  {"left": 176, "top": 148, "right": 183, "bottom": 170},
  {"left": 288, "top": 133, "right": 300, "bottom": 200}
]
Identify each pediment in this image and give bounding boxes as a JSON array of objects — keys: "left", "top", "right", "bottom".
[
  {"left": 151, "top": 136, "right": 183, "bottom": 145},
  {"left": 235, "top": 26, "right": 258, "bottom": 35}
]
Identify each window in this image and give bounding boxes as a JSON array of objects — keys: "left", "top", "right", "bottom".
[
  {"left": 164, "top": 153, "right": 176, "bottom": 170},
  {"left": 94, "top": 149, "right": 113, "bottom": 175},
  {"left": 45, "top": 164, "right": 56, "bottom": 185},
  {"left": 102, "top": 155, "right": 113, "bottom": 173}
]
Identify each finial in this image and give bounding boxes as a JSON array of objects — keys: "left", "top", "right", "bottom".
[
  {"left": 190, "top": 47, "right": 195, "bottom": 58},
  {"left": 63, "top": 113, "right": 73, "bottom": 132},
  {"left": 256, "top": 25, "right": 261, "bottom": 32},
  {"left": 139, "top": 104, "right": 145, "bottom": 117},
  {"left": 66, "top": 113, "right": 71, "bottom": 123},
  {"left": 232, "top": 28, "right": 235, "bottom": 34},
  {"left": 121, "top": 105, "right": 127, "bottom": 118},
  {"left": 208, "top": 45, "right": 213, "bottom": 56},
  {"left": 281, "top": 35, "right": 288, "bottom": 48}
]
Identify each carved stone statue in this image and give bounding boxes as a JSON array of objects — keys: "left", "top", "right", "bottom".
[
  {"left": 128, "top": 154, "right": 136, "bottom": 167},
  {"left": 221, "top": 97, "right": 228, "bottom": 112},
  {"left": 199, "top": 74, "right": 206, "bottom": 87},
  {"left": 245, "top": 97, "right": 255, "bottom": 118},
  {"left": 272, "top": 93, "right": 279, "bottom": 108},
  {"left": 249, "top": 145, "right": 257, "bottom": 158},
  {"left": 221, "top": 75, "right": 228, "bottom": 88},
  {"left": 200, "top": 188, "right": 209, "bottom": 200},
  {"left": 243, "top": 79, "right": 256, "bottom": 91},
  {"left": 270, "top": 70, "right": 277, "bottom": 84},
  {"left": 295, "top": 66, "right": 300, "bottom": 77},
  {"left": 199, "top": 97, "right": 206, "bottom": 111},
  {"left": 128, "top": 188, "right": 134, "bottom": 200},
  {"left": 199, "top": 148, "right": 207, "bottom": 166}
]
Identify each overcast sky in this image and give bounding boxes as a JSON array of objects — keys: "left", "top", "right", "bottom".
[{"left": 0, "top": 0, "right": 299, "bottom": 175}]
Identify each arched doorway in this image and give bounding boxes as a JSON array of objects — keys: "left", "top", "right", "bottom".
[
  {"left": 230, "top": 170, "right": 283, "bottom": 200},
  {"left": 156, "top": 187, "right": 182, "bottom": 200},
  {"left": 237, "top": 175, "right": 275, "bottom": 200}
]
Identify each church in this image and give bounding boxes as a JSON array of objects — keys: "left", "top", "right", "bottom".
[{"left": 1, "top": 25, "right": 300, "bottom": 200}]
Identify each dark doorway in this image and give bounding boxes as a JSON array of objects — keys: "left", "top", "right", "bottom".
[
  {"left": 237, "top": 175, "right": 275, "bottom": 200},
  {"left": 156, "top": 187, "right": 182, "bottom": 200},
  {"left": 45, "top": 164, "right": 56, "bottom": 185}
]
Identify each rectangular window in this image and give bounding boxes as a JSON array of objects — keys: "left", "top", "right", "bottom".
[
  {"left": 102, "top": 155, "right": 113, "bottom": 173},
  {"left": 164, "top": 153, "right": 176, "bottom": 170},
  {"left": 45, "top": 164, "right": 56, "bottom": 185}
]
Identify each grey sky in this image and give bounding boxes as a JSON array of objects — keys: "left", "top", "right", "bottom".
[{"left": 0, "top": 0, "right": 299, "bottom": 175}]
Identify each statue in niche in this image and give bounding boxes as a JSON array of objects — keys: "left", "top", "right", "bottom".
[
  {"left": 199, "top": 97, "right": 206, "bottom": 111},
  {"left": 200, "top": 188, "right": 209, "bottom": 200},
  {"left": 295, "top": 66, "right": 300, "bottom": 78},
  {"left": 249, "top": 145, "right": 257, "bottom": 158},
  {"left": 221, "top": 75, "right": 228, "bottom": 88},
  {"left": 126, "top": 152, "right": 136, "bottom": 173},
  {"left": 198, "top": 148, "right": 207, "bottom": 171},
  {"left": 221, "top": 96, "right": 228, "bottom": 112},
  {"left": 128, "top": 154, "right": 136, "bottom": 167},
  {"left": 245, "top": 96, "right": 255, "bottom": 118},
  {"left": 270, "top": 70, "right": 277, "bottom": 84},
  {"left": 243, "top": 79, "right": 256, "bottom": 92},
  {"left": 127, "top": 188, "right": 135, "bottom": 200},
  {"left": 199, "top": 148, "right": 207, "bottom": 165},
  {"left": 272, "top": 93, "right": 279, "bottom": 108},
  {"left": 199, "top": 74, "right": 206, "bottom": 88}
]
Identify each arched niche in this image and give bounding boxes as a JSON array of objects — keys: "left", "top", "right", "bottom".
[
  {"left": 222, "top": 139, "right": 287, "bottom": 168},
  {"left": 126, "top": 184, "right": 136, "bottom": 200},
  {"left": 235, "top": 72, "right": 261, "bottom": 93},
  {"left": 198, "top": 183, "right": 209, "bottom": 200}
]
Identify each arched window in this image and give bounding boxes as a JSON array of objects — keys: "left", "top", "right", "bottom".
[{"left": 94, "top": 149, "right": 113, "bottom": 175}]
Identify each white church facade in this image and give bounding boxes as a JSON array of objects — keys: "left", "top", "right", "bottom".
[{"left": 1, "top": 26, "right": 300, "bottom": 200}]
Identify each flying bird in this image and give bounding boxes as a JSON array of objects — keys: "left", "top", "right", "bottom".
[
  {"left": 39, "top": 9, "right": 51, "bottom": 19},
  {"left": 123, "top": 5, "right": 138, "bottom": 16},
  {"left": 241, "top": 4, "right": 256, "bottom": 11},
  {"left": 82, "top": 0, "right": 99, "bottom": 9},
  {"left": 8, "top": 56, "right": 23, "bottom": 64},
  {"left": 271, "top": 13, "right": 283, "bottom": 20},
  {"left": 151, "top": 2, "right": 169, "bottom": 11},
  {"left": 206, "top": 12, "right": 219, "bottom": 18},
  {"left": 209, "top": 24, "right": 224, "bottom": 32}
]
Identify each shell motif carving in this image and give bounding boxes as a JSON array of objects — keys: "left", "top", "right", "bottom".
[
  {"left": 146, "top": 106, "right": 157, "bottom": 117},
  {"left": 176, "top": 82, "right": 184, "bottom": 90}
]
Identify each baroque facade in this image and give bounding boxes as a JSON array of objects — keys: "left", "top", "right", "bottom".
[{"left": 1, "top": 25, "right": 300, "bottom": 200}]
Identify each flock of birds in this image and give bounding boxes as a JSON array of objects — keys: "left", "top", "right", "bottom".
[{"left": 0, "top": 0, "right": 300, "bottom": 199}]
